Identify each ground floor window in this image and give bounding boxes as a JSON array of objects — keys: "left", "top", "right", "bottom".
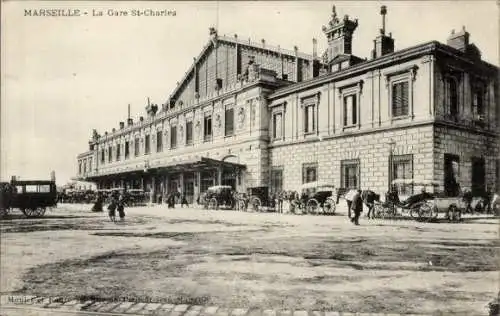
[
  {"left": 392, "top": 154, "right": 414, "bottom": 195},
  {"left": 341, "top": 159, "right": 359, "bottom": 189},
  {"left": 302, "top": 163, "right": 317, "bottom": 184},
  {"left": 271, "top": 167, "right": 283, "bottom": 193},
  {"left": 444, "top": 153, "right": 460, "bottom": 197},
  {"left": 201, "top": 171, "right": 215, "bottom": 193},
  {"left": 471, "top": 156, "right": 485, "bottom": 196}
]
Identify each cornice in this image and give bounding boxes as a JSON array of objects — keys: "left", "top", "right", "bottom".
[{"left": 269, "top": 41, "right": 499, "bottom": 100}]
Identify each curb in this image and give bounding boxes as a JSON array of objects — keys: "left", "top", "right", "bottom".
[{"left": 0, "top": 295, "right": 432, "bottom": 316}]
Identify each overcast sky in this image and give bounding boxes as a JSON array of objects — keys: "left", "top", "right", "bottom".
[{"left": 1, "top": 1, "right": 498, "bottom": 185}]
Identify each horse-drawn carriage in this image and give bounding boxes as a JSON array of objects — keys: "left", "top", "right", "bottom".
[
  {"left": 291, "top": 182, "right": 336, "bottom": 215},
  {"left": 373, "top": 179, "right": 436, "bottom": 219},
  {"left": 1, "top": 179, "right": 57, "bottom": 218},
  {"left": 202, "top": 185, "right": 235, "bottom": 210},
  {"left": 246, "top": 186, "right": 275, "bottom": 212}
]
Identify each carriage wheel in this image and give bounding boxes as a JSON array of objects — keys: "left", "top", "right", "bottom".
[
  {"left": 448, "top": 205, "right": 461, "bottom": 222},
  {"left": 36, "top": 207, "right": 46, "bottom": 217},
  {"left": 23, "top": 208, "right": 38, "bottom": 218},
  {"left": 0, "top": 208, "right": 8, "bottom": 218},
  {"left": 410, "top": 204, "right": 421, "bottom": 219},
  {"left": 323, "top": 198, "right": 335, "bottom": 215},
  {"left": 306, "top": 199, "right": 319, "bottom": 215},
  {"left": 251, "top": 197, "right": 261, "bottom": 212},
  {"left": 208, "top": 198, "right": 218, "bottom": 210},
  {"left": 372, "top": 204, "right": 383, "bottom": 219}
]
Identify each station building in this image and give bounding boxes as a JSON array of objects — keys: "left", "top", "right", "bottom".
[{"left": 76, "top": 6, "right": 500, "bottom": 203}]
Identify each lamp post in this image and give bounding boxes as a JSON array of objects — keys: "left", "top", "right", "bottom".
[{"left": 388, "top": 139, "right": 396, "bottom": 192}]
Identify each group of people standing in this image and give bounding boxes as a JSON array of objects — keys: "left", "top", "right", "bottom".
[{"left": 90, "top": 191, "right": 126, "bottom": 222}]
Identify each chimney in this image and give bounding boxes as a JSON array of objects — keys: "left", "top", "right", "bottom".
[
  {"left": 112, "top": 128, "right": 116, "bottom": 133},
  {"left": 312, "top": 38, "right": 318, "bottom": 58},
  {"left": 261, "top": 39, "right": 266, "bottom": 48},
  {"left": 127, "top": 118, "right": 133, "bottom": 126},
  {"left": 119, "top": 122, "right": 125, "bottom": 129},
  {"left": 373, "top": 5, "right": 395, "bottom": 58},
  {"left": 322, "top": 5, "right": 358, "bottom": 63},
  {"left": 447, "top": 26, "right": 470, "bottom": 52}
]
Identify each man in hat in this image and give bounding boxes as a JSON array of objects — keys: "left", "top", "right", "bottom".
[{"left": 350, "top": 189, "right": 363, "bottom": 225}]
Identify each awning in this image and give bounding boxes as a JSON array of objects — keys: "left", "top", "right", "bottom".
[
  {"left": 84, "top": 156, "right": 246, "bottom": 180},
  {"left": 151, "top": 156, "right": 246, "bottom": 172}
]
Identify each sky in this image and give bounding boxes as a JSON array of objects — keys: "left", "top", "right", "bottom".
[{"left": 1, "top": 1, "right": 498, "bottom": 185}]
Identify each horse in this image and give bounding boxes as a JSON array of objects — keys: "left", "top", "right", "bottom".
[{"left": 361, "top": 190, "right": 381, "bottom": 219}]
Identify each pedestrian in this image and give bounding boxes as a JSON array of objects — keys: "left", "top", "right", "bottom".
[
  {"left": 344, "top": 188, "right": 356, "bottom": 218},
  {"left": 91, "top": 192, "right": 104, "bottom": 212},
  {"left": 181, "top": 193, "right": 189, "bottom": 208},
  {"left": 117, "top": 193, "right": 126, "bottom": 221},
  {"left": 350, "top": 189, "right": 363, "bottom": 225},
  {"left": 277, "top": 191, "right": 284, "bottom": 213},
  {"left": 107, "top": 196, "right": 117, "bottom": 222}
]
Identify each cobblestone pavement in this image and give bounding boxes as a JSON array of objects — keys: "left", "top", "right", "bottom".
[{"left": 0, "top": 295, "right": 431, "bottom": 316}]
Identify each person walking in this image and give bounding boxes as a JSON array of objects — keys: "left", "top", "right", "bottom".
[
  {"left": 344, "top": 189, "right": 356, "bottom": 218},
  {"left": 107, "top": 195, "right": 117, "bottom": 222},
  {"left": 91, "top": 192, "right": 104, "bottom": 212},
  {"left": 350, "top": 189, "right": 363, "bottom": 225},
  {"left": 181, "top": 193, "right": 189, "bottom": 208},
  {"left": 117, "top": 192, "right": 126, "bottom": 221}
]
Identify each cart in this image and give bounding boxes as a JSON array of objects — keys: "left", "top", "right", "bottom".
[
  {"left": 247, "top": 186, "right": 275, "bottom": 212},
  {"left": 203, "top": 185, "right": 235, "bottom": 210},
  {"left": 7, "top": 179, "right": 58, "bottom": 218},
  {"left": 419, "top": 193, "right": 466, "bottom": 222},
  {"left": 373, "top": 179, "right": 437, "bottom": 219},
  {"left": 294, "top": 182, "right": 336, "bottom": 215}
]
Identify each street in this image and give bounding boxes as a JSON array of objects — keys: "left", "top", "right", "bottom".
[{"left": 1, "top": 203, "right": 498, "bottom": 315}]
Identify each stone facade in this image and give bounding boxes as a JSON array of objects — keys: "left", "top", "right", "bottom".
[{"left": 76, "top": 7, "right": 499, "bottom": 199}]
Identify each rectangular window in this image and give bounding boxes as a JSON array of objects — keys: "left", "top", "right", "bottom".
[
  {"left": 79, "top": 162, "right": 82, "bottom": 175},
  {"left": 204, "top": 115, "right": 212, "bottom": 141},
  {"left": 156, "top": 131, "right": 163, "bottom": 152},
  {"left": 273, "top": 112, "right": 283, "bottom": 139},
  {"left": 170, "top": 126, "right": 177, "bottom": 149},
  {"left": 125, "top": 141, "right": 129, "bottom": 159},
  {"left": 392, "top": 154, "right": 414, "bottom": 195},
  {"left": 302, "top": 162, "right": 318, "bottom": 184},
  {"left": 145, "top": 135, "right": 150, "bottom": 154},
  {"left": 134, "top": 138, "right": 139, "bottom": 157},
  {"left": 444, "top": 77, "right": 458, "bottom": 117},
  {"left": 392, "top": 81, "right": 409, "bottom": 117},
  {"left": 343, "top": 94, "right": 357, "bottom": 126},
  {"left": 116, "top": 144, "right": 121, "bottom": 161},
  {"left": 444, "top": 153, "right": 460, "bottom": 197},
  {"left": 472, "top": 84, "right": 485, "bottom": 117},
  {"left": 304, "top": 104, "right": 315, "bottom": 134},
  {"left": 186, "top": 121, "right": 193, "bottom": 145},
  {"left": 341, "top": 159, "right": 359, "bottom": 189},
  {"left": 108, "top": 147, "right": 112, "bottom": 162},
  {"left": 225, "top": 108, "right": 234, "bottom": 136},
  {"left": 271, "top": 167, "right": 283, "bottom": 193},
  {"left": 101, "top": 150, "right": 105, "bottom": 164}
]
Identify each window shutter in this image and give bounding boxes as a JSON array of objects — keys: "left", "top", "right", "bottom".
[
  {"left": 352, "top": 95, "right": 357, "bottom": 125},
  {"left": 401, "top": 81, "right": 409, "bottom": 115}
]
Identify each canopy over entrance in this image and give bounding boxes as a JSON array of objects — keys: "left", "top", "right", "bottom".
[{"left": 152, "top": 156, "right": 246, "bottom": 173}]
